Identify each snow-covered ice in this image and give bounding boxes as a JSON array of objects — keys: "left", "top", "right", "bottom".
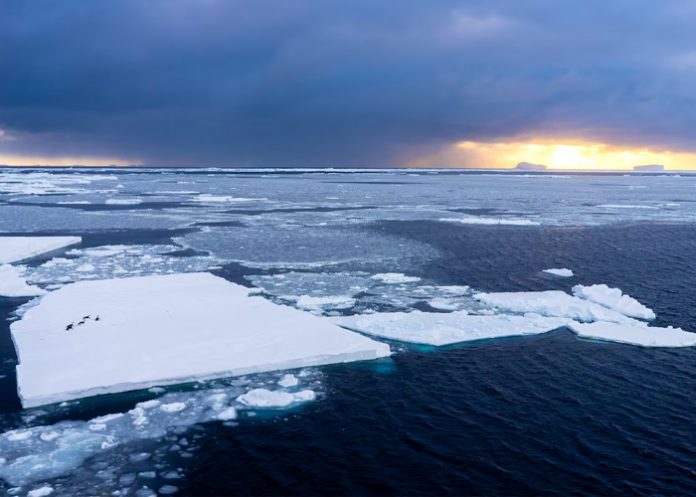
[
  {"left": 475, "top": 290, "right": 633, "bottom": 323},
  {"left": 333, "top": 311, "right": 571, "bottom": 346},
  {"left": 0, "top": 236, "right": 81, "bottom": 264},
  {"left": 278, "top": 374, "right": 299, "bottom": 388},
  {"left": 371, "top": 273, "right": 421, "bottom": 284},
  {"left": 572, "top": 284, "right": 656, "bottom": 320},
  {"left": 0, "top": 265, "right": 45, "bottom": 297},
  {"left": 236, "top": 388, "right": 316, "bottom": 408},
  {"left": 11, "top": 272, "right": 390, "bottom": 407},
  {"left": 568, "top": 321, "right": 696, "bottom": 347},
  {"left": 543, "top": 268, "right": 574, "bottom": 278}
]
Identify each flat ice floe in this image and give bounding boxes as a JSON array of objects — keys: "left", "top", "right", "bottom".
[
  {"left": 438, "top": 216, "right": 540, "bottom": 226},
  {"left": 0, "top": 236, "right": 81, "bottom": 264},
  {"left": 568, "top": 321, "right": 696, "bottom": 347},
  {"left": 11, "top": 272, "right": 390, "bottom": 407},
  {"left": 543, "top": 268, "right": 574, "bottom": 278},
  {"left": 0, "top": 265, "right": 45, "bottom": 297},
  {"left": 333, "top": 311, "right": 570, "bottom": 346}
]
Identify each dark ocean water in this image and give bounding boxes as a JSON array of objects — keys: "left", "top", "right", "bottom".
[
  {"left": 2, "top": 170, "right": 696, "bottom": 496},
  {"left": 178, "top": 222, "right": 696, "bottom": 496}
]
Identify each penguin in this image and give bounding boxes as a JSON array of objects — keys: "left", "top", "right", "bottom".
[
  {"left": 66, "top": 323, "right": 74, "bottom": 331},
  {"left": 82, "top": 315, "right": 90, "bottom": 320},
  {"left": 77, "top": 320, "right": 85, "bottom": 326},
  {"left": 95, "top": 316, "right": 101, "bottom": 321}
]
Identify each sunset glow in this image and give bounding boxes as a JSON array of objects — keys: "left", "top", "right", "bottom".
[{"left": 410, "top": 140, "right": 696, "bottom": 170}]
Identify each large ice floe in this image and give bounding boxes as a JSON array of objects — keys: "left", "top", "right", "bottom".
[
  {"left": 333, "top": 281, "right": 695, "bottom": 348},
  {"left": 0, "top": 265, "right": 45, "bottom": 297},
  {"left": 0, "top": 236, "right": 81, "bottom": 264},
  {"left": 11, "top": 272, "right": 390, "bottom": 407}
]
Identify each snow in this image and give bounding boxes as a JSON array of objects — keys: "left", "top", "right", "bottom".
[
  {"left": 11, "top": 272, "right": 389, "bottom": 407},
  {"left": 333, "top": 311, "right": 570, "bottom": 346},
  {"left": 568, "top": 321, "right": 696, "bottom": 347},
  {"left": 572, "top": 284, "right": 656, "bottom": 320},
  {"left": 475, "top": 290, "right": 633, "bottom": 323},
  {"left": 237, "top": 388, "right": 316, "bottom": 408},
  {"left": 371, "top": 273, "right": 421, "bottom": 284},
  {"left": 543, "top": 268, "right": 574, "bottom": 278},
  {"left": 0, "top": 236, "right": 81, "bottom": 264},
  {"left": 0, "top": 265, "right": 45, "bottom": 297}
]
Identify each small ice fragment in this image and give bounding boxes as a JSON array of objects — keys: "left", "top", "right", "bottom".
[
  {"left": 27, "top": 486, "right": 54, "bottom": 497},
  {"left": 159, "top": 485, "right": 178, "bottom": 494},
  {"left": 278, "top": 374, "right": 299, "bottom": 388},
  {"left": 6, "top": 429, "right": 33, "bottom": 441},
  {"left": 216, "top": 407, "right": 237, "bottom": 421},
  {"left": 542, "top": 268, "right": 574, "bottom": 278},
  {"left": 39, "top": 431, "right": 60, "bottom": 442},
  {"left": 237, "top": 388, "right": 316, "bottom": 408},
  {"left": 371, "top": 273, "right": 421, "bottom": 284},
  {"left": 160, "top": 402, "right": 186, "bottom": 413},
  {"left": 138, "top": 471, "right": 156, "bottom": 479}
]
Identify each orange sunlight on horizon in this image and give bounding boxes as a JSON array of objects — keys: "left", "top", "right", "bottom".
[{"left": 409, "top": 140, "right": 696, "bottom": 170}]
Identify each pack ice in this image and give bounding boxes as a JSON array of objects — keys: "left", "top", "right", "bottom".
[{"left": 11, "top": 273, "right": 390, "bottom": 407}]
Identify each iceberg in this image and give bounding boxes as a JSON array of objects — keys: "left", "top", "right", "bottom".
[
  {"left": 370, "top": 273, "right": 421, "bottom": 284},
  {"left": 0, "top": 264, "right": 46, "bottom": 297},
  {"left": 11, "top": 272, "right": 390, "bottom": 407},
  {"left": 572, "top": 284, "right": 655, "bottom": 320},
  {"left": 0, "top": 236, "right": 81, "bottom": 264},
  {"left": 333, "top": 311, "right": 570, "bottom": 346},
  {"left": 542, "top": 268, "right": 574, "bottom": 278},
  {"left": 568, "top": 321, "right": 696, "bottom": 347}
]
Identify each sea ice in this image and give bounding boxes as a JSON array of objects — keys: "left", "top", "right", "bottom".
[
  {"left": 237, "top": 388, "right": 316, "bottom": 408},
  {"left": 0, "top": 236, "right": 81, "bottom": 264},
  {"left": 0, "top": 265, "right": 45, "bottom": 297},
  {"left": 278, "top": 374, "right": 299, "bottom": 388},
  {"left": 438, "top": 216, "right": 540, "bottom": 226},
  {"left": 568, "top": 321, "right": 696, "bottom": 347},
  {"left": 333, "top": 311, "right": 570, "bottom": 346},
  {"left": 572, "top": 284, "right": 655, "bottom": 320},
  {"left": 371, "top": 273, "right": 421, "bottom": 284},
  {"left": 11, "top": 272, "right": 390, "bottom": 407},
  {"left": 543, "top": 268, "right": 574, "bottom": 277},
  {"left": 475, "top": 290, "right": 632, "bottom": 323}
]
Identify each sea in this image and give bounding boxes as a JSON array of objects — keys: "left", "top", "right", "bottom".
[{"left": 1, "top": 168, "right": 696, "bottom": 496}]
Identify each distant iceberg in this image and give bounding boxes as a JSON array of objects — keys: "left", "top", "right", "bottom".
[
  {"left": 515, "top": 162, "right": 547, "bottom": 171},
  {"left": 543, "top": 268, "right": 574, "bottom": 278},
  {"left": 11, "top": 272, "right": 390, "bottom": 407},
  {"left": 633, "top": 164, "right": 665, "bottom": 172}
]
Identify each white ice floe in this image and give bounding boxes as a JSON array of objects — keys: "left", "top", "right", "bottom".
[
  {"left": 438, "top": 216, "right": 540, "bottom": 226},
  {"left": 11, "top": 272, "right": 389, "bottom": 407},
  {"left": 597, "top": 204, "right": 658, "bottom": 209},
  {"left": 572, "top": 284, "right": 656, "bottom": 320},
  {"left": 0, "top": 265, "right": 45, "bottom": 297},
  {"left": 192, "top": 194, "right": 265, "bottom": 203},
  {"left": 543, "top": 268, "right": 574, "bottom": 278},
  {"left": 293, "top": 295, "right": 356, "bottom": 313},
  {"left": 236, "top": 388, "right": 316, "bottom": 408},
  {"left": 0, "top": 171, "right": 117, "bottom": 195},
  {"left": 278, "top": 374, "right": 299, "bottom": 388},
  {"left": 0, "top": 236, "right": 81, "bottom": 264},
  {"left": 475, "top": 290, "right": 633, "bottom": 324},
  {"left": 333, "top": 311, "right": 570, "bottom": 346},
  {"left": 104, "top": 198, "right": 142, "bottom": 205},
  {"left": 370, "top": 273, "right": 421, "bottom": 284},
  {"left": 568, "top": 321, "right": 696, "bottom": 347},
  {"left": 27, "top": 486, "right": 54, "bottom": 497}
]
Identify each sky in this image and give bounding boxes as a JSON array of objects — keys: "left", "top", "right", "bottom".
[{"left": 2, "top": 0, "right": 696, "bottom": 169}]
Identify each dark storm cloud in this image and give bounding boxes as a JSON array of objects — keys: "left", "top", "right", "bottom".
[{"left": 1, "top": 0, "right": 696, "bottom": 165}]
